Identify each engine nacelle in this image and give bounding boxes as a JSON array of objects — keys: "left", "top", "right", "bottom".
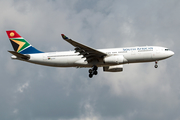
[
  {"left": 103, "top": 55, "right": 125, "bottom": 64},
  {"left": 103, "top": 65, "right": 123, "bottom": 72}
]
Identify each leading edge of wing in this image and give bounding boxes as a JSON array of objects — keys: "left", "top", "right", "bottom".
[{"left": 61, "top": 34, "right": 107, "bottom": 58}]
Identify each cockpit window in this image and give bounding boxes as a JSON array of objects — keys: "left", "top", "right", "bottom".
[{"left": 165, "top": 49, "right": 170, "bottom": 51}]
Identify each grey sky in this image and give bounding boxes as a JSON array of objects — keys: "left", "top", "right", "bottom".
[{"left": 0, "top": 0, "right": 180, "bottom": 120}]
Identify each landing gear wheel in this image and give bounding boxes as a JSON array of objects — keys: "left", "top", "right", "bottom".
[
  {"left": 93, "top": 71, "right": 98, "bottom": 75},
  {"left": 154, "top": 64, "right": 158, "bottom": 68},
  {"left": 89, "top": 73, "right": 93, "bottom": 78},
  {"left": 88, "top": 65, "right": 98, "bottom": 78},
  {"left": 89, "top": 69, "right": 92, "bottom": 73},
  {"left": 93, "top": 65, "right": 98, "bottom": 71},
  {"left": 154, "top": 61, "right": 158, "bottom": 68}
]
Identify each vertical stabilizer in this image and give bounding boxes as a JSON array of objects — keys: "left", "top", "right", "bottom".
[{"left": 6, "top": 30, "right": 43, "bottom": 54}]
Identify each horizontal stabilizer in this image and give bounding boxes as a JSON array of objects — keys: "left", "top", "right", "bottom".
[{"left": 8, "top": 51, "right": 30, "bottom": 60}]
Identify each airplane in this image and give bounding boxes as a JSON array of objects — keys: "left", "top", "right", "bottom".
[{"left": 6, "top": 30, "right": 174, "bottom": 78}]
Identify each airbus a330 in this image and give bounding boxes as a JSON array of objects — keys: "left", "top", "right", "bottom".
[{"left": 7, "top": 30, "right": 174, "bottom": 78}]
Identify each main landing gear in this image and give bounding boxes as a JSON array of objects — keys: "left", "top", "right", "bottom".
[
  {"left": 89, "top": 65, "right": 98, "bottom": 78},
  {"left": 154, "top": 61, "right": 158, "bottom": 68}
]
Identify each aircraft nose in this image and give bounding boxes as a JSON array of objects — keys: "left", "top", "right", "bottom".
[
  {"left": 171, "top": 51, "right": 174, "bottom": 56},
  {"left": 169, "top": 51, "right": 174, "bottom": 57}
]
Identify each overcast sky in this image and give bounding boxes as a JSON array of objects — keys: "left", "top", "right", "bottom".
[{"left": 0, "top": 0, "right": 180, "bottom": 120}]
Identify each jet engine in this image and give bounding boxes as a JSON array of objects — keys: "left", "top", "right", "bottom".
[
  {"left": 103, "top": 55, "right": 126, "bottom": 64},
  {"left": 103, "top": 65, "right": 123, "bottom": 72}
]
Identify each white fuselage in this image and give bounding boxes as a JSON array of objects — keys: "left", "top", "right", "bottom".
[{"left": 13, "top": 46, "right": 174, "bottom": 68}]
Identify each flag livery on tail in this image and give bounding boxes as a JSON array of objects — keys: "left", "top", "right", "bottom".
[{"left": 6, "top": 30, "right": 43, "bottom": 54}]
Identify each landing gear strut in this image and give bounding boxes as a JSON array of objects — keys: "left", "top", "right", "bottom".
[
  {"left": 154, "top": 61, "right": 158, "bottom": 68},
  {"left": 89, "top": 65, "right": 98, "bottom": 78}
]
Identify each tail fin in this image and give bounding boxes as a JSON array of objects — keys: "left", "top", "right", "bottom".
[{"left": 6, "top": 30, "right": 43, "bottom": 54}]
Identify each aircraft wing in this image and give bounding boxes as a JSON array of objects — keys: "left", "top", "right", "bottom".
[{"left": 61, "top": 34, "right": 107, "bottom": 62}]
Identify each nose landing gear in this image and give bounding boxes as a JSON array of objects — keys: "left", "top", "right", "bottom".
[
  {"left": 89, "top": 65, "right": 98, "bottom": 78},
  {"left": 154, "top": 61, "right": 158, "bottom": 68}
]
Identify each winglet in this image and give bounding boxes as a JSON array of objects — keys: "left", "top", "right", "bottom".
[{"left": 61, "top": 34, "right": 69, "bottom": 40}]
